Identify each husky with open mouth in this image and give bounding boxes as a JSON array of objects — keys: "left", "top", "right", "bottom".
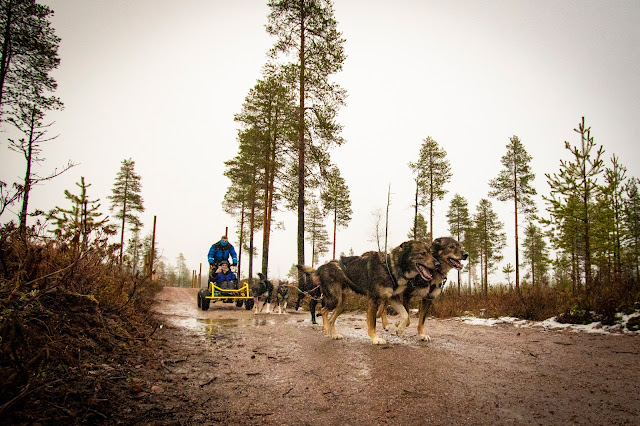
[
  {"left": 379, "top": 237, "right": 468, "bottom": 341},
  {"left": 309, "top": 240, "right": 438, "bottom": 344}
]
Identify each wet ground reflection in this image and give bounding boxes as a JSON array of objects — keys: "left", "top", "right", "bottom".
[{"left": 198, "top": 317, "right": 276, "bottom": 335}]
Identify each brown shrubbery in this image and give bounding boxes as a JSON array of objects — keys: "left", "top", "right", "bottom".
[
  {"left": 299, "top": 277, "right": 639, "bottom": 325},
  {"left": 0, "top": 222, "right": 162, "bottom": 422}
]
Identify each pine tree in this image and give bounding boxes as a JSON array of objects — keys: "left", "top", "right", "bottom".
[
  {"left": 503, "top": 263, "right": 515, "bottom": 289},
  {"left": 7, "top": 100, "right": 73, "bottom": 237},
  {"left": 48, "top": 176, "right": 108, "bottom": 252},
  {"left": 463, "top": 226, "right": 481, "bottom": 293},
  {"left": 409, "top": 136, "right": 451, "bottom": 241},
  {"left": 407, "top": 213, "right": 429, "bottom": 243},
  {"left": 473, "top": 198, "right": 506, "bottom": 295},
  {"left": 521, "top": 219, "right": 550, "bottom": 286},
  {"left": 545, "top": 117, "right": 604, "bottom": 294},
  {"left": 320, "top": 166, "right": 352, "bottom": 259},
  {"left": 0, "top": 0, "right": 61, "bottom": 113},
  {"left": 125, "top": 225, "right": 143, "bottom": 273},
  {"left": 108, "top": 158, "right": 144, "bottom": 265},
  {"left": 175, "top": 253, "right": 189, "bottom": 288},
  {"left": 305, "top": 200, "right": 329, "bottom": 267},
  {"left": 624, "top": 178, "right": 640, "bottom": 283},
  {"left": 224, "top": 127, "right": 265, "bottom": 282},
  {"left": 233, "top": 66, "right": 297, "bottom": 276},
  {"left": 489, "top": 135, "right": 536, "bottom": 291},
  {"left": 267, "top": 0, "right": 347, "bottom": 272},
  {"left": 602, "top": 154, "right": 627, "bottom": 276},
  {"left": 447, "top": 193, "right": 472, "bottom": 293}
]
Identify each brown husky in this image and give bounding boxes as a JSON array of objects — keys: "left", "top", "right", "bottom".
[
  {"left": 378, "top": 237, "right": 468, "bottom": 341},
  {"left": 312, "top": 240, "right": 438, "bottom": 344}
]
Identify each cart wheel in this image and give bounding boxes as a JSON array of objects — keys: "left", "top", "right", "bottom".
[
  {"left": 202, "top": 297, "right": 210, "bottom": 311},
  {"left": 197, "top": 292, "right": 202, "bottom": 308},
  {"left": 235, "top": 299, "right": 244, "bottom": 308},
  {"left": 244, "top": 299, "right": 254, "bottom": 310}
]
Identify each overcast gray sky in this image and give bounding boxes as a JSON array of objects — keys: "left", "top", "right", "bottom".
[{"left": 2, "top": 0, "right": 639, "bottom": 283}]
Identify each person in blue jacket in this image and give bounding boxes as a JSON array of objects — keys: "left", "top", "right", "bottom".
[
  {"left": 215, "top": 261, "right": 237, "bottom": 285},
  {"left": 208, "top": 235, "right": 238, "bottom": 267}
]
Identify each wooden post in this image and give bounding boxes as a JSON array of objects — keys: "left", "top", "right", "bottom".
[{"left": 199, "top": 263, "right": 202, "bottom": 289}]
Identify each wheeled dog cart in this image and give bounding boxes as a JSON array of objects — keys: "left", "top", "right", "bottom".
[{"left": 197, "top": 266, "right": 254, "bottom": 311}]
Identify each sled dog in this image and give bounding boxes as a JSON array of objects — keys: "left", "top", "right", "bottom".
[
  {"left": 378, "top": 237, "right": 468, "bottom": 341},
  {"left": 296, "top": 265, "right": 324, "bottom": 324},
  {"left": 252, "top": 272, "right": 274, "bottom": 314},
  {"left": 314, "top": 240, "right": 438, "bottom": 344}
]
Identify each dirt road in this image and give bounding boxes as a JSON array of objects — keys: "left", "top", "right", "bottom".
[{"left": 138, "top": 286, "right": 639, "bottom": 425}]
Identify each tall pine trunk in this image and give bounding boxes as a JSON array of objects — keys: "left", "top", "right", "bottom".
[
  {"left": 332, "top": 203, "right": 337, "bottom": 259},
  {"left": 513, "top": 168, "right": 520, "bottom": 291},
  {"left": 261, "top": 126, "right": 276, "bottom": 277},
  {"left": 248, "top": 174, "right": 257, "bottom": 285},
  {"left": 413, "top": 180, "right": 418, "bottom": 241},
  {"left": 18, "top": 108, "right": 37, "bottom": 238},
  {"left": 296, "top": 2, "right": 306, "bottom": 277},
  {"left": 119, "top": 174, "right": 129, "bottom": 264},
  {"left": 237, "top": 198, "right": 246, "bottom": 281}
]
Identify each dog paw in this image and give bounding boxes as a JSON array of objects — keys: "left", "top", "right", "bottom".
[
  {"left": 332, "top": 333, "right": 344, "bottom": 340},
  {"left": 371, "top": 337, "right": 387, "bottom": 345},
  {"left": 419, "top": 334, "right": 432, "bottom": 342}
]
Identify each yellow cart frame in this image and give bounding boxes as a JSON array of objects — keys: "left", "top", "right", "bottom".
[{"left": 205, "top": 281, "right": 252, "bottom": 300}]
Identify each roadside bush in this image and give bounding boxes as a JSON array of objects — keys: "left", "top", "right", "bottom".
[{"left": 0, "top": 222, "right": 161, "bottom": 422}]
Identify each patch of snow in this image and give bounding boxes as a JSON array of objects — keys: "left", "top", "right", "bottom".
[{"left": 452, "top": 312, "right": 640, "bottom": 335}]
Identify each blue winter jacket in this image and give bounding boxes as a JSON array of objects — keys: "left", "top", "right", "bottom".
[
  {"left": 215, "top": 271, "right": 237, "bottom": 283},
  {"left": 208, "top": 240, "right": 238, "bottom": 265}
]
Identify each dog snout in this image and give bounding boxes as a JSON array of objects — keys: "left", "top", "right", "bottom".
[
  {"left": 434, "top": 260, "right": 441, "bottom": 268},
  {"left": 462, "top": 253, "right": 468, "bottom": 261}
]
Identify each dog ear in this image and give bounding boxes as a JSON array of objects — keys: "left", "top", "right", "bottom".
[
  {"left": 432, "top": 238, "right": 444, "bottom": 254},
  {"left": 391, "top": 241, "right": 410, "bottom": 270}
]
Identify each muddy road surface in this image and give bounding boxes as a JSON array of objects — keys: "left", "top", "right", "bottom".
[{"left": 140, "top": 286, "right": 640, "bottom": 425}]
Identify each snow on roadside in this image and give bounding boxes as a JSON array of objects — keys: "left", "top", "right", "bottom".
[{"left": 450, "top": 312, "right": 640, "bottom": 335}]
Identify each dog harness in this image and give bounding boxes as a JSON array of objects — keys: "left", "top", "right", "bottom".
[{"left": 384, "top": 253, "right": 399, "bottom": 290}]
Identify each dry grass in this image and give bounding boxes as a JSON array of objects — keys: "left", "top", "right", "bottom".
[
  {"left": 0, "top": 222, "right": 162, "bottom": 422},
  {"left": 293, "top": 277, "right": 639, "bottom": 324}
]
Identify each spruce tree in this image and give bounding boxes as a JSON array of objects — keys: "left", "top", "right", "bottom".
[
  {"left": 489, "top": 135, "right": 536, "bottom": 291},
  {"left": 108, "top": 158, "right": 144, "bottom": 265}
]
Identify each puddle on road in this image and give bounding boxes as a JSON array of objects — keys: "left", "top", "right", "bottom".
[
  {"left": 198, "top": 317, "right": 277, "bottom": 336},
  {"left": 163, "top": 316, "right": 277, "bottom": 335}
]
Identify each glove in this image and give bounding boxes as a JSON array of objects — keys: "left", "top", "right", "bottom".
[{"left": 232, "top": 263, "right": 237, "bottom": 266}]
